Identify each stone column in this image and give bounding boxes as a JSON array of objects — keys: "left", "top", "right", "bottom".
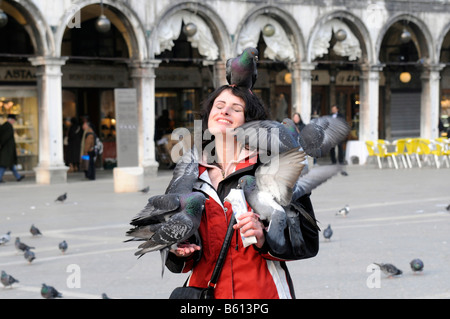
[
  {"left": 289, "top": 62, "right": 316, "bottom": 124},
  {"left": 129, "top": 60, "right": 161, "bottom": 177},
  {"left": 213, "top": 60, "right": 227, "bottom": 88},
  {"left": 359, "top": 64, "right": 383, "bottom": 142},
  {"left": 421, "top": 64, "right": 444, "bottom": 139},
  {"left": 29, "top": 57, "right": 68, "bottom": 184}
]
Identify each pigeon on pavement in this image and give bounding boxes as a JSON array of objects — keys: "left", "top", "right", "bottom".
[
  {"left": 0, "top": 231, "right": 11, "bottom": 245},
  {"left": 336, "top": 205, "right": 350, "bottom": 217},
  {"left": 226, "top": 47, "right": 258, "bottom": 90},
  {"left": 410, "top": 258, "right": 424, "bottom": 273},
  {"left": 55, "top": 192, "right": 67, "bottom": 203},
  {"left": 237, "top": 148, "right": 307, "bottom": 254},
  {"left": 139, "top": 186, "right": 150, "bottom": 194},
  {"left": 15, "top": 237, "right": 35, "bottom": 252},
  {"left": 41, "top": 284, "right": 62, "bottom": 299},
  {"left": 446, "top": 204, "right": 450, "bottom": 211},
  {"left": 323, "top": 224, "right": 333, "bottom": 241},
  {"left": 374, "top": 263, "right": 403, "bottom": 277},
  {"left": 59, "top": 240, "right": 68, "bottom": 254},
  {"left": 24, "top": 249, "right": 36, "bottom": 264},
  {"left": 1, "top": 270, "right": 19, "bottom": 288},
  {"left": 30, "top": 224, "right": 42, "bottom": 236}
]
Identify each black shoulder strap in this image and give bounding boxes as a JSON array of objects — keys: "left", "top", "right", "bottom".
[{"left": 208, "top": 214, "right": 236, "bottom": 288}]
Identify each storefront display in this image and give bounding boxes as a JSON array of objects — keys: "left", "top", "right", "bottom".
[{"left": 0, "top": 88, "right": 38, "bottom": 171}]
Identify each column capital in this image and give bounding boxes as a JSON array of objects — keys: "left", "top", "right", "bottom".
[
  {"left": 287, "top": 61, "right": 317, "bottom": 71},
  {"left": 28, "top": 56, "right": 69, "bottom": 67},
  {"left": 360, "top": 63, "right": 385, "bottom": 73}
]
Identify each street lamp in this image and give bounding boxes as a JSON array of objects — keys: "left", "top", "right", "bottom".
[{"left": 96, "top": 0, "right": 111, "bottom": 33}]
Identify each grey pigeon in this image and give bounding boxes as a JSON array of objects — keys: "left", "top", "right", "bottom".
[
  {"left": 30, "top": 224, "right": 42, "bottom": 236},
  {"left": 59, "top": 240, "right": 68, "bottom": 254},
  {"left": 0, "top": 231, "right": 11, "bottom": 245},
  {"left": 446, "top": 204, "right": 450, "bottom": 211},
  {"left": 24, "top": 248, "right": 35, "bottom": 264},
  {"left": 101, "top": 292, "right": 110, "bottom": 299},
  {"left": 374, "top": 263, "right": 403, "bottom": 277},
  {"left": 226, "top": 47, "right": 258, "bottom": 90},
  {"left": 237, "top": 148, "right": 307, "bottom": 254},
  {"left": 1, "top": 270, "right": 19, "bottom": 288},
  {"left": 410, "top": 258, "right": 424, "bottom": 273},
  {"left": 323, "top": 224, "right": 333, "bottom": 241},
  {"left": 41, "top": 283, "right": 62, "bottom": 299},
  {"left": 234, "top": 117, "right": 350, "bottom": 159},
  {"left": 139, "top": 186, "right": 150, "bottom": 194},
  {"left": 55, "top": 192, "right": 67, "bottom": 203},
  {"left": 336, "top": 205, "right": 350, "bottom": 217},
  {"left": 15, "top": 237, "right": 35, "bottom": 252}
]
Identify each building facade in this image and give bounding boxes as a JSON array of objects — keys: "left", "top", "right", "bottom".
[{"left": 0, "top": 0, "right": 449, "bottom": 183}]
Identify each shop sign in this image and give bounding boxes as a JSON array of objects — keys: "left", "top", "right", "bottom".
[
  {"left": 156, "top": 67, "right": 202, "bottom": 88},
  {"left": 62, "top": 65, "right": 128, "bottom": 88},
  {"left": 0, "top": 67, "right": 36, "bottom": 82}
]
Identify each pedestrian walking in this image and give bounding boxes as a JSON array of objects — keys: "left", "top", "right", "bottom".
[{"left": 0, "top": 114, "right": 25, "bottom": 183}]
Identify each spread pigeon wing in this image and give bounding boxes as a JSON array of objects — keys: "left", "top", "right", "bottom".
[
  {"left": 299, "top": 116, "right": 350, "bottom": 158},
  {"left": 234, "top": 120, "right": 299, "bottom": 154},
  {"left": 255, "top": 148, "right": 306, "bottom": 206},
  {"left": 130, "top": 194, "right": 180, "bottom": 226},
  {"left": 292, "top": 164, "right": 341, "bottom": 201}
]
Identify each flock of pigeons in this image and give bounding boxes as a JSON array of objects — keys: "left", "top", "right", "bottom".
[{"left": 0, "top": 219, "right": 68, "bottom": 298}]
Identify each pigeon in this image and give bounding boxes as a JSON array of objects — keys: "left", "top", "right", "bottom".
[
  {"left": 336, "top": 205, "right": 350, "bottom": 217},
  {"left": 410, "top": 258, "right": 424, "bottom": 273},
  {"left": 1, "top": 270, "right": 19, "bottom": 288},
  {"left": 15, "top": 237, "right": 35, "bottom": 252},
  {"left": 323, "top": 224, "right": 333, "bottom": 241},
  {"left": 24, "top": 248, "right": 35, "bottom": 264},
  {"left": 101, "top": 293, "right": 110, "bottom": 299},
  {"left": 41, "top": 283, "right": 62, "bottom": 299},
  {"left": 446, "top": 204, "right": 450, "bottom": 211},
  {"left": 0, "top": 231, "right": 11, "bottom": 245},
  {"left": 226, "top": 47, "right": 259, "bottom": 90},
  {"left": 139, "top": 186, "right": 150, "bottom": 194},
  {"left": 237, "top": 148, "right": 308, "bottom": 254},
  {"left": 374, "top": 263, "right": 403, "bottom": 277},
  {"left": 55, "top": 192, "right": 67, "bottom": 203},
  {"left": 30, "top": 224, "right": 42, "bottom": 236},
  {"left": 126, "top": 146, "right": 205, "bottom": 276},
  {"left": 234, "top": 117, "right": 350, "bottom": 159},
  {"left": 59, "top": 240, "right": 68, "bottom": 254}
]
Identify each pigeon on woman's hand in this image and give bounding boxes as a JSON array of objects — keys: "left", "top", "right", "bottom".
[{"left": 226, "top": 47, "right": 258, "bottom": 90}]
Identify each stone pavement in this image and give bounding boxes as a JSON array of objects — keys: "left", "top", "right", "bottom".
[{"left": 0, "top": 162, "right": 449, "bottom": 299}]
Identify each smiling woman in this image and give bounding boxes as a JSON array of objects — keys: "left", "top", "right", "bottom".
[{"left": 164, "top": 84, "right": 320, "bottom": 299}]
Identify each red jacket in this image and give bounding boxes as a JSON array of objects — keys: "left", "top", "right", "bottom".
[{"left": 166, "top": 155, "right": 319, "bottom": 299}]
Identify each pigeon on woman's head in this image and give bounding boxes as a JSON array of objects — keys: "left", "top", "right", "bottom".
[{"left": 226, "top": 47, "right": 259, "bottom": 90}]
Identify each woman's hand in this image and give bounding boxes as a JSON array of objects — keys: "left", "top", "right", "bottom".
[
  {"left": 170, "top": 243, "right": 201, "bottom": 258},
  {"left": 233, "top": 211, "right": 265, "bottom": 249}
]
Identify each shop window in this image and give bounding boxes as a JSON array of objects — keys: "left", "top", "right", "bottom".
[{"left": 0, "top": 89, "right": 38, "bottom": 171}]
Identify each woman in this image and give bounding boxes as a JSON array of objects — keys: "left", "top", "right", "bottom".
[
  {"left": 80, "top": 121, "right": 96, "bottom": 180},
  {"left": 66, "top": 117, "right": 83, "bottom": 173},
  {"left": 165, "top": 85, "right": 319, "bottom": 299},
  {"left": 292, "top": 112, "right": 305, "bottom": 133}
]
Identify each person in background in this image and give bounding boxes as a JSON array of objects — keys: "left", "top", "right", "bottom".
[
  {"left": 329, "top": 105, "right": 345, "bottom": 165},
  {"left": 292, "top": 112, "right": 305, "bottom": 132},
  {"left": 66, "top": 117, "right": 83, "bottom": 173},
  {"left": 80, "top": 121, "right": 96, "bottom": 180},
  {"left": 0, "top": 114, "right": 25, "bottom": 183}
]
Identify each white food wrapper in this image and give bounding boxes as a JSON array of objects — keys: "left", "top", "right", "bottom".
[{"left": 224, "top": 188, "right": 258, "bottom": 248}]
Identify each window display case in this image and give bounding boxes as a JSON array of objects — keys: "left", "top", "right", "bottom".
[{"left": 0, "top": 88, "right": 38, "bottom": 171}]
